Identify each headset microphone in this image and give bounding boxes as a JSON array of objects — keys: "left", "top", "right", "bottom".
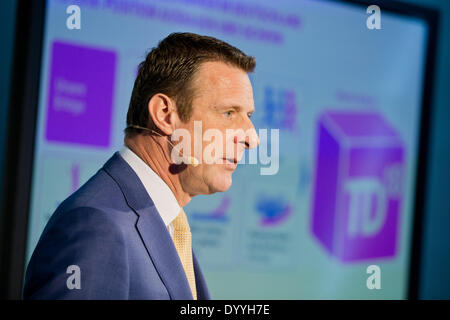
[{"left": 127, "top": 125, "right": 199, "bottom": 167}]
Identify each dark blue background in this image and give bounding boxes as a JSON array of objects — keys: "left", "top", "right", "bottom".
[{"left": 0, "top": 0, "right": 16, "bottom": 224}]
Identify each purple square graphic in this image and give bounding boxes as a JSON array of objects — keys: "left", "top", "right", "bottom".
[
  {"left": 311, "top": 111, "right": 405, "bottom": 262},
  {"left": 45, "top": 41, "right": 116, "bottom": 147}
]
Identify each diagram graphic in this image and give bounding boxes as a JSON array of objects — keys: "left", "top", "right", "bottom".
[
  {"left": 45, "top": 41, "right": 116, "bottom": 147},
  {"left": 262, "top": 86, "right": 298, "bottom": 132},
  {"left": 311, "top": 111, "right": 405, "bottom": 262}
]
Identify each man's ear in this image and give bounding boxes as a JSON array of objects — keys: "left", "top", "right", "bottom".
[{"left": 147, "top": 93, "right": 179, "bottom": 135}]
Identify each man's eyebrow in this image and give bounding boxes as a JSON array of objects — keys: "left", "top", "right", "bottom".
[{"left": 215, "top": 104, "right": 255, "bottom": 113}]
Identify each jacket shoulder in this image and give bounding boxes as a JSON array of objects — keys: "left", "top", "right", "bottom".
[{"left": 24, "top": 205, "right": 131, "bottom": 299}]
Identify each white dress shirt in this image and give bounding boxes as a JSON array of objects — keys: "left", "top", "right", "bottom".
[{"left": 119, "top": 146, "right": 180, "bottom": 238}]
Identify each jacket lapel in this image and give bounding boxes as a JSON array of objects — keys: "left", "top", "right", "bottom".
[
  {"left": 103, "top": 152, "right": 193, "bottom": 300},
  {"left": 193, "top": 251, "right": 210, "bottom": 300},
  {"left": 136, "top": 207, "right": 193, "bottom": 299}
]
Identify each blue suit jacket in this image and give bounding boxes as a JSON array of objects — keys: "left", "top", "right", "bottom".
[{"left": 23, "top": 152, "right": 210, "bottom": 300}]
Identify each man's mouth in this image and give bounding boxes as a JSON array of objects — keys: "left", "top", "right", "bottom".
[{"left": 225, "top": 157, "right": 237, "bottom": 164}]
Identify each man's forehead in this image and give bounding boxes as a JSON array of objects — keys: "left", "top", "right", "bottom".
[{"left": 191, "top": 61, "right": 254, "bottom": 113}]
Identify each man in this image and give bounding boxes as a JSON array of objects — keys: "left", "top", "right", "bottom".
[{"left": 23, "top": 32, "right": 259, "bottom": 299}]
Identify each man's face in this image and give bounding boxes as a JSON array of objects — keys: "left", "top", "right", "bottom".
[{"left": 177, "top": 61, "right": 259, "bottom": 196}]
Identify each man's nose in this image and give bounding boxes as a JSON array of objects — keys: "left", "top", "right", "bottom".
[{"left": 239, "top": 119, "right": 259, "bottom": 149}]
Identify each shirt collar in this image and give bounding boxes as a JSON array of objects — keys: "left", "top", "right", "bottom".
[{"left": 119, "top": 146, "right": 180, "bottom": 227}]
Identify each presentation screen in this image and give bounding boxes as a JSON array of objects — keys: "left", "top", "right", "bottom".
[{"left": 26, "top": 0, "right": 430, "bottom": 299}]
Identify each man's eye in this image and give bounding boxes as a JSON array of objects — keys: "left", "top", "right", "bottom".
[
  {"left": 248, "top": 113, "right": 253, "bottom": 119},
  {"left": 225, "top": 111, "right": 233, "bottom": 118}
]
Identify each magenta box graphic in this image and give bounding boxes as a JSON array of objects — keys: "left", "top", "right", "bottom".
[
  {"left": 311, "top": 111, "right": 405, "bottom": 262},
  {"left": 45, "top": 41, "right": 116, "bottom": 147}
]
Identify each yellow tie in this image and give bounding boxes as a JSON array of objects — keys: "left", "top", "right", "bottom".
[{"left": 172, "top": 208, "right": 197, "bottom": 300}]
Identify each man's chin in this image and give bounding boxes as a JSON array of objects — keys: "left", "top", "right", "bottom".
[{"left": 209, "top": 174, "right": 233, "bottom": 193}]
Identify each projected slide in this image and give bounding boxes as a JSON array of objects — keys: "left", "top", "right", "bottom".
[{"left": 26, "top": 0, "right": 428, "bottom": 299}]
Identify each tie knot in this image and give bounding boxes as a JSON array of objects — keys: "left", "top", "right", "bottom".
[{"left": 172, "top": 208, "right": 190, "bottom": 232}]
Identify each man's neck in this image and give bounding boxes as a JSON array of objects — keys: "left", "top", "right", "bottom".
[{"left": 124, "top": 134, "right": 192, "bottom": 207}]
